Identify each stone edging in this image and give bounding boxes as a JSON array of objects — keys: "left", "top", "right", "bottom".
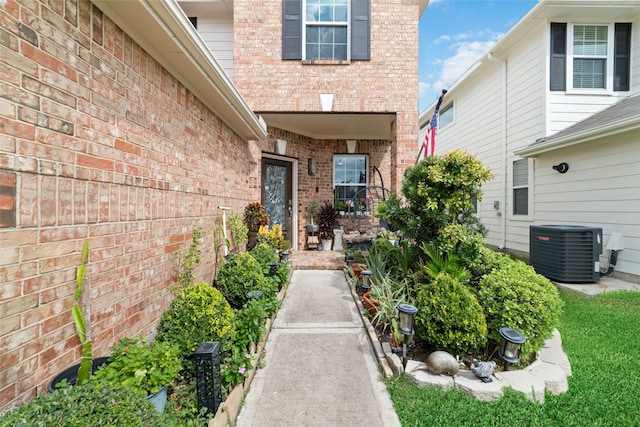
[{"left": 345, "top": 268, "right": 573, "bottom": 403}]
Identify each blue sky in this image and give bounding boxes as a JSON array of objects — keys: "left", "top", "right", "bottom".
[{"left": 418, "top": 0, "right": 538, "bottom": 112}]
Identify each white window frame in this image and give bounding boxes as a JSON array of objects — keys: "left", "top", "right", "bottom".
[
  {"left": 302, "top": 0, "right": 350, "bottom": 61},
  {"left": 333, "top": 154, "right": 368, "bottom": 204},
  {"left": 511, "top": 158, "right": 533, "bottom": 219},
  {"left": 567, "top": 23, "right": 614, "bottom": 94},
  {"left": 439, "top": 102, "right": 454, "bottom": 129}
]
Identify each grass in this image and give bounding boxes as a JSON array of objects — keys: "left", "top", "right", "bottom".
[{"left": 386, "top": 289, "right": 640, "bottom": 426}]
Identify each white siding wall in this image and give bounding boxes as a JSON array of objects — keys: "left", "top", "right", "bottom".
[
  {"left": 547, "top": 17, "right": 640, "bottom": 135},
  {"left": 196, "top": 18, "right": 234, "bottom": 79},
  {"left": 432, "top": 26, "right": 546, "bottom": 252},
  {"left": 531, "top": 133, "right": 640, "bottom": 277}
]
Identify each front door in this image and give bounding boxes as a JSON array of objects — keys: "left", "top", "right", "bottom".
[{"left": 261, "top": 158, "right": 293, "bottom": 244}]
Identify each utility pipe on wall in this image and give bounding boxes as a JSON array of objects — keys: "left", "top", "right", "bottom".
[{"left": 488, "top": 52, "right": 508, "bottom": 250}]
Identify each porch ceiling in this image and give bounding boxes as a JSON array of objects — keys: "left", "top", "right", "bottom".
[{"left": 258, "top": 112, "right": 396, "bottom": 140}]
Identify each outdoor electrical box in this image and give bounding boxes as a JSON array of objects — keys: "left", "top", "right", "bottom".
[{"left": 530, "top": 225, "right": 603, "bottom": 283}]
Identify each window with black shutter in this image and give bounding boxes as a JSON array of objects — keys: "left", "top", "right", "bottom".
[{"left": 282, "top": 0, "right": 370, "bottom": 61}]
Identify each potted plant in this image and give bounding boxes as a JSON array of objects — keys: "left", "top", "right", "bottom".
[
  {"left": 318, "top": 201, "right": 338, "bottom": 250},
  {"left": 244, "top": 201, "right": 269, "bottom": 249},
  {"left": 49, "top": 240, "right": 103, "bottom": 392},
  {"left": 335, "top": 200, "right": 347, "bottom": 216},
  {"left": 92, "top": 336, "right": 182, "bottom": 413},
  {"left": 306, "top": 201, "right": 320, "bottom": 233}
]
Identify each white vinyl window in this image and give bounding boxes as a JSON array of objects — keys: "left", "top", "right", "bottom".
[
  {"left": 512, "top": 159, "right": 529, "bottom": 216},
  {"left": 572, "top": 25, "right": 608, "bottom": 89},
  {"left": 304, "top": 0, "right": 349, "bottom": 60},
  {"left": 550, "top": 22, "right": 631, "bottom": 92},
  {"left": 334, "top": 155, "right": 367, "bottom": 203},
  {"left": 439, "top": 102, "right": 454, "bottom": 128}
]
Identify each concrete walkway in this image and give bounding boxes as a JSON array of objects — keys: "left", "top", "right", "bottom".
[{"left": 236, "top": 270, "right": 400, "bottom": 427}]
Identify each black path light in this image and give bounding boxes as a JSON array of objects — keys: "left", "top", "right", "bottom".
[
  {"left": 397, "top": 303, "right": 418, "bottom": 371},
  {"left": 498, "top": 327, "right": 526, "bottom": 371},
  {"left": 194, "top": 342, "right": 222, "bottom": 416},
  {"left": 269, "top": 262, "right": 279, "bottom": 276},
  {"left": 246, "top": 290, "right": 263, "bottom": 300},
  {"left": 361, "top": 270, "right": 373, "bottom": 292}
]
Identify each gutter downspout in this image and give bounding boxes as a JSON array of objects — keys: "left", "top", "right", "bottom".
[{"left": 488, "top": 53, "right": 508, "bottom": 250}]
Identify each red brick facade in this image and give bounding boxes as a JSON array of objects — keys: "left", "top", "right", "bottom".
[
  {"left": 234, "top": 0, "right": 419, "bottom": 244},
  {"left": 0, "top": 0, "right": 266, "bottom": 411},
  {"left": 0, "top": 0, "right": 420, "bottom": 412}
]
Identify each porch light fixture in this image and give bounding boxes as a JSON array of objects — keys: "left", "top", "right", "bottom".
[
  {"left": 397, "top": 303, "right": 418, "bottom": 371},
  {"left": 552, "top": 162, "right": 569, "bottom": 173},
  {"left": 361, "top": 270, "right": 372, "bottom": 292},
  {"left": 346, "top": 140, "right": 357, "bottom": 154},
  {"left": 498, "top": 327, "right": 526, "bottom": 371}
]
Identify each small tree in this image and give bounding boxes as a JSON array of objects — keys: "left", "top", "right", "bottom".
[{"left": 378, "top": 150, "right": 493, "bottom": 249}]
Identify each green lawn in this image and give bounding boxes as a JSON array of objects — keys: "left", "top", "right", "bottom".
[{"left": 386, "top": 289, "right": 640, "bottom": 426}]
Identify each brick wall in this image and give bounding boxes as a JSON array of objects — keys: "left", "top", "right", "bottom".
[
  {"left": 0, "top": 0, "right": 263, "bottom": 412},
  {"left": 233, "top": 0, "right": 420, "bottom": 193}
]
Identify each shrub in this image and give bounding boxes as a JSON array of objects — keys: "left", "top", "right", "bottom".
[
  {"left": 216, "top": 252, "right": 266, "bottom": 309},
  {"left": 0, "top": 383, "right": 168, "bottom": 426},
  {"left": 414, "top": 272, "right": 487, "bottom": 357},
  {"left": 369, "top": 238, "right": 398, "bottom": 273},
  {"left": 250, "top": 242, "right": 279, "bottom": 266},
  {"left": 378, "top": 150, "right": 493, "bottom": 245},
  {"left": 476, "top": 259, "right": 564, "bottom": 361},
  {"left": 155, "top": 283, "right": 234, "bottom": 369},
  {"left": 92, "top": 336, "right": 181, "bottom": 395}
]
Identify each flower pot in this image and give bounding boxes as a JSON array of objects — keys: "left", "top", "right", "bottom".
[
  {"left": 350, "top": 263, "right": 367, "bottom": 278},
  {"left": 321, "top": 239, "right": 333, "bottom": 251},
  {"left": 362, "top": 291, "right": 379, "bottom": 315},
  {"left": 247, "top": 231, "right": 258, "bottom": 250},
  {"left": 47, "top": 357, "right": 111, "bottom": 393},
  {"left": 147, "top": 386, "right": 168, "bottom": 413}
]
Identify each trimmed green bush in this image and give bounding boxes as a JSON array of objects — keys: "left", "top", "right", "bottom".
[
  {"left": 216, "top": 252, "right": 266, "bottom": 309},
  {"left": 0, "top": 383, "right": 167, "bottom": 426},
  {"left": 155, "top": 283, "right": 234, "bottom": 367},
  {"left": 92, "top": 336, "right": 181, "bottom": 395},
  {"left": 476, "top": 258, "right": 564, "bottom": 361},
  {"left": 414, "top": 272, "right": 487, "bottom": 356},
  {"left": 249, "top": 242, "right": 279, "bottom": 266}
]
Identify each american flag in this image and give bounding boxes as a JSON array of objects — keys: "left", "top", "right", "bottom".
[{"left": 422, "top": 90, "right": 447, "bottom": 159}]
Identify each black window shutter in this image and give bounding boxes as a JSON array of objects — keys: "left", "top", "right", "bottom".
[
  {"left": 614, "top": 23, "right": 631, "bottom": 91},
  {"left": 282, "top": 0, "right": 302, "bottom": 60},
  {"left": 351, "top": 0, "right": 370, "bottom": 60},
  {"left": 550, "top": 23, "right": 566, "bottom": 91}
]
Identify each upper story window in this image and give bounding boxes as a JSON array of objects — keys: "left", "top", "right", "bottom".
[
  {"left": 550, "top": 22, "right": 631, "bottom": 92},
  {"left": 305, "top": 0, "right": 348, "bottom": 60},
  {"left": 283, "top": 0, "right": 370, "bottom": 61},
  {"left": 439, "top": 102, "right": 454, "bottom": 128}
]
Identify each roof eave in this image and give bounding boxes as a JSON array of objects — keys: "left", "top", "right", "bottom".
[
  {"left": 515, "top": 119, "right": 640, "bottom": 157},
  {"left": 92, "top": 0, "right": 268, "bottom": 140}
]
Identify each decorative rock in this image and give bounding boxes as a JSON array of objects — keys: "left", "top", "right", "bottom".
[
  {"left": 455, "top": 370, "right": 504, "bottom": 401},
  {"left": 471, "top": 359, "right": 496, "bottom": 383},
  {"left": 426, "top": 351, "right": 459, "bottom": 376},
  {"left": 406, "top": 361, "right": 455, "bottom": 390}
]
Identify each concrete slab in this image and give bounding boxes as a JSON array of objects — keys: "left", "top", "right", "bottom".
[
  {"left": 236, "top": 270, "right": 400, "bottom": 427},
  {"left": 554, "top": 276, "right": 640, "bottom": 296}
]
